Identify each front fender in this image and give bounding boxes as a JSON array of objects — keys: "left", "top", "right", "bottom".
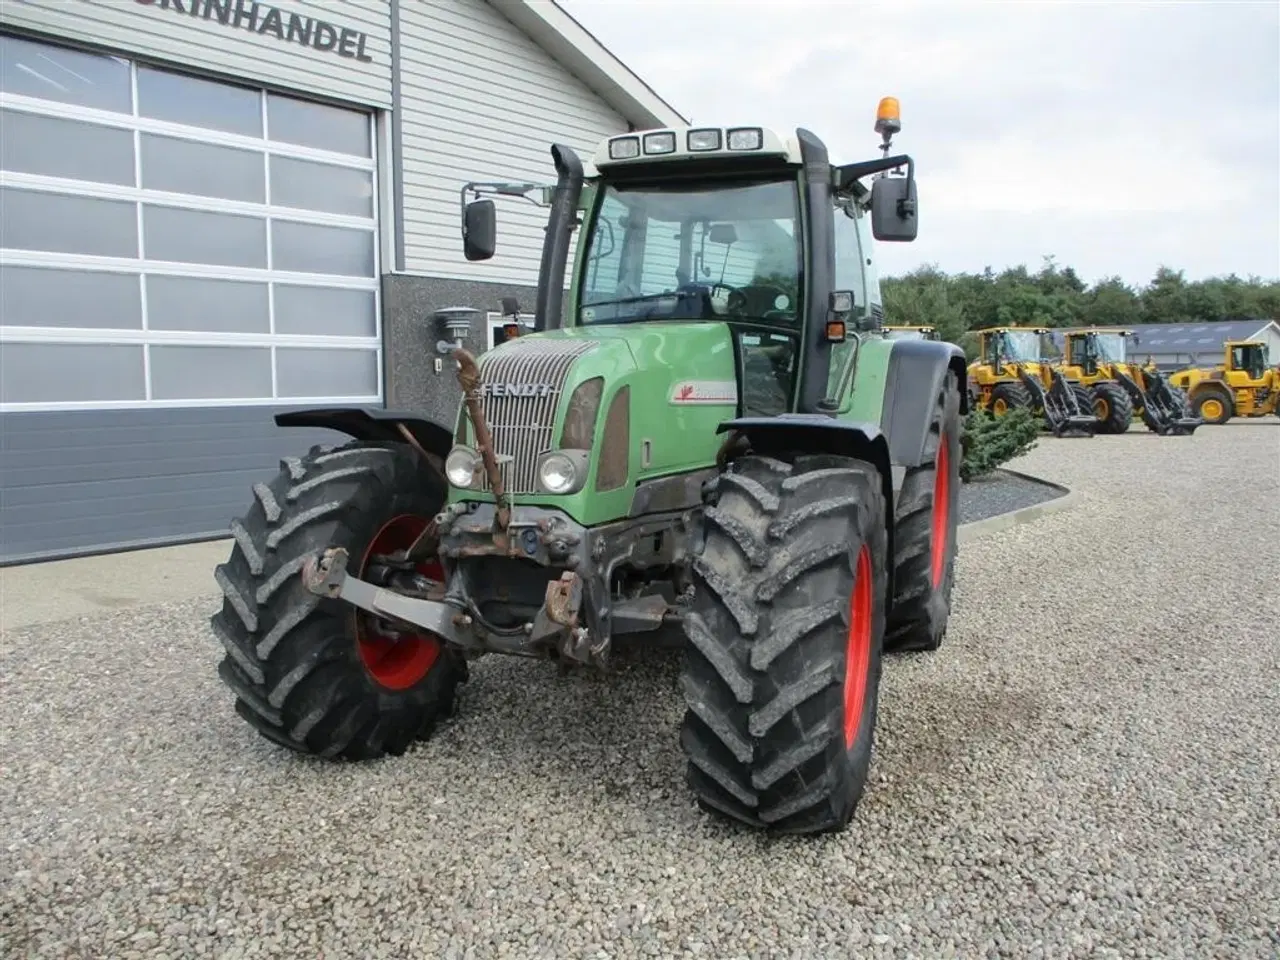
[
  {"left": 878, "top": 339, "right": 967, "bottom": 468},
  {"left": 275, "top": 407, "right": 455, "bottom": 460},
  {"left": 715, "top": 413, "right": 894, "bottom": 514}
]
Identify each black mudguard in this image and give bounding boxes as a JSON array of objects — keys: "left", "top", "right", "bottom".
[
  {"left": 274, "top": 407, "right": 455, "bottom": 459},
  {"left": 878, "top": 338, "right": 968, "bottom": 468},
  {"left": 715, "top": 412, "right": 894, "bottom": 518}
]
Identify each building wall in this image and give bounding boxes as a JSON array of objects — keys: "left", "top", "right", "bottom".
[
  {"left": 0, "top": 2, "right": 395, "bottom": 563},
  {"left": 395, "top": 0, "right": 628, "bottom": 286},
  {"left": 0, "top": 407, "right": 338, "bottom": 564},
  {"left": 1253, "top": 321, "right": 1280, "bottom": 361},
  {"left": 0, "top": 0, "right": 392, "bottom": 107},
  {"left": 0, "top": 0, "right": 658, "bottom": 562},
  {"left": 381, "top": 274, "right": 539, "bottom": 428}
]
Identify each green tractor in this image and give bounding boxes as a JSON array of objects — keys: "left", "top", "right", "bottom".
[{"left": 210, "top": 101, "right": 967, "bottom": 835}]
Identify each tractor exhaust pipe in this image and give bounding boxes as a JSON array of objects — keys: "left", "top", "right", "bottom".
[{"left": 534, "top": 144, "right": 585, "bottom": 332}]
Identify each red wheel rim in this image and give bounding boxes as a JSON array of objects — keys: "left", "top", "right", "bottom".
[
  {"left": 930, "top": 431, "right": 951, "bottom": 589},
  {"left": 355, "top": 514, "right": 444, "bottom": 691},
  {"left": 843, "top": 544, "right": 873, "bottom": 749}
]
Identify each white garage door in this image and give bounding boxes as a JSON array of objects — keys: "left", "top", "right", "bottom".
[{"left": 0, "top": 31, "right": 383, "bottom": 410}]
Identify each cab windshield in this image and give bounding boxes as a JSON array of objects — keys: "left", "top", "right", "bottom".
[
  {"left": 1094, "top": 333, "right": 1127, "bottom": 362},
  {"left": 999, "top": 331, "right": 1043, "bottom": 362},
  {"left": 577, "top": 177, "right": 802, "bottom": 328},
  {"left": 885, "top": 329, "right": 928, "bottom": 341}
]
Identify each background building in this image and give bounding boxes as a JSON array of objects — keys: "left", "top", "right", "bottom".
[
  {"left": 1114, "top": 318, "right": 1280, "bottom": 372},
  {"left": 0, "top": 0, "right": 684, "bottom": 564},
  {"left": 1048, "top": 318, "right": 1280, "bottom": 370}
]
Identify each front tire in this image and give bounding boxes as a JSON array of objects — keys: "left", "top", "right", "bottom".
[
  {"left": 1090, "top": 381, "right": 1134, "bottom": 434},
  {"left": 210, "top": 440, "right": 464, "bottom": 761},
  {"left": 989, "top": 381, "right": 1030, "bottom": 417},
  {"left": 885, "top": 373, "right": 962, "bottom": 653},
  {"left": 679, "top": 453, "right": 889, "bottom": 834}
]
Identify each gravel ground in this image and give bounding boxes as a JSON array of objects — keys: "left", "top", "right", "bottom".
[
  {"left": 3, "top": 422, "right": 1278, "bottom": 960},
  {"left": 958, "top": 469, "right": 1065, "bottom": 526}
]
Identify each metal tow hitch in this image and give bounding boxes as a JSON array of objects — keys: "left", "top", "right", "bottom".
[{"left": 301, "top": 548, "right": 470, "bottom": 645}]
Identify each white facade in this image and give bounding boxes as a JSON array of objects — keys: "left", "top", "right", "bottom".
[
  {"left": 0, "top": 0, "right": 685, "bottom": 414},
  {"left": 0, "top": 0, "right": 393, "bottom": 106},
  {"left": 397, "top": 0, "right": 629, "bottom": 285},
  {"left": 0, "top": 28, "right": 384, "bottom": 412},
  {"left": 0, "top": 0, "right": 685, "bottom": 563},
  {"left": 1248, "top": 320, "right": 1280, "bottom": 359}
]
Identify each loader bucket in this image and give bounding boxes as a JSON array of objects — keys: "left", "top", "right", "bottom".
[
  {"left": 1110, "top": 367, "right": 1199, "bottom": 435},
  {"left": 1142, "top": 368, "right": 1202, "bottom": 435},
  {"left": 1041, "top": 368, "right": 1096, "bottom": 437}
]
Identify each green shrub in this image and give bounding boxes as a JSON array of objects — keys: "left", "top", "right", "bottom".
[{"left": 959, "top": 406, "right": 1040, "bottom": 482}]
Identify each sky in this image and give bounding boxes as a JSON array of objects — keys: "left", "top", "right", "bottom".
[{"left": 559, "top": 0, "right": 1280, "bottom": 289}]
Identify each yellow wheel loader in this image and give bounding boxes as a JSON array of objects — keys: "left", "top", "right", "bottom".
[
  {"left": 1166, "top": 340, "right": 1280, "bottom": 424},
  {"left": 1056, "top": 328, "right": 1201, "bottom": 436},
  {"left": 967, "top": 326, "right": 1096, "bottom": 437}
]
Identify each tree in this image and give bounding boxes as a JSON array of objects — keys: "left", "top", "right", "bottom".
[
  {"left": 877, "top": 258, "right": 1278, "bottom": 345},
  {"left": 959, "top": 407, "right": 1041, "bottom": 482}
]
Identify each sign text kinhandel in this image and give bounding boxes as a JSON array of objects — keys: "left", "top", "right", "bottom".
[{"left": 135, "top": 0, "right": 374, "bottom": 64}]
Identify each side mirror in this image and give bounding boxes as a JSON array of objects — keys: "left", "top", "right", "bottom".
[
  {"left": 463, "top": 199, "right": 496, "bottom": 261},
  {"left": 871, "top": 175, "right": 918, "bottom": 242}
]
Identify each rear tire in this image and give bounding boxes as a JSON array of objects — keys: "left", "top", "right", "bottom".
[
  {"left": 210, "top": 440, "right": 464, "bottom": 761},
  {"left": 1090, "top": 381, "right": 1133, "bottom": 434},
  {"left": 679, "top": 453, "right": 889, "bottom": 834},
  {"left": 885, "top": 373, "right": 961, "bottom": 653}
]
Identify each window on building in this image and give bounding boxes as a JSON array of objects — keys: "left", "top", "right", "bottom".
[{"left": 0, "top": 33, "right": 382, "bottom": 410}]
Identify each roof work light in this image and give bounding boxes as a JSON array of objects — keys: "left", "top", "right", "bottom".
[{"left": 875, "top": 96, "right": 901, "bottom": 157}]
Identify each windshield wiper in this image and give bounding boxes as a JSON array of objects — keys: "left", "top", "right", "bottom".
[
  {"left": 580, "top": 290, "right": 702, "bottom": 323},
  {"left": 583, "top": 290, "right": 695, "bottom": 311}
]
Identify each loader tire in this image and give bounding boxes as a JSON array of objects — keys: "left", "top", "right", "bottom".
[
  {"left": 1070, "top": 385, "right": 1094, "bottom": 419},
  {"left": 680, "top": 453, "right": 889, "bottom": 834},
  {"left": 1090, "top": 381, "right": 1134, "bottom": 434},
  {"left": 210, "top": 440, "right": 464, "bottom": 761},
  {"left": 884, "top": 372, "right": 961, "bottom": 653},
  {"left": 989, "top": 382, "right": 1030, "bottom": 417},
  {"left": 1191, "top": 389, "right": 1233, "bottom": 425}
]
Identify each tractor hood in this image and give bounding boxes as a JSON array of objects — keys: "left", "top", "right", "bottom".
[{"left": 459, "top": 321, "right": 741, "bottom": 527}]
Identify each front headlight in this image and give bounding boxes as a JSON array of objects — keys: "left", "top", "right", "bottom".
[
  {"left": 445, "top": 445, "right": 481, "bottom": 488},
  {"left": 536, "top": 449, "right": 590, "bottom": 495}
]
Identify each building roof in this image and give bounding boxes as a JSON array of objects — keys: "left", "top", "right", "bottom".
[
  {"left": 493, "top": 0, "right": 688, "bottom": 130},
  {"left": 1055, "top": 318, "right": 1278, "bottom": 352}
]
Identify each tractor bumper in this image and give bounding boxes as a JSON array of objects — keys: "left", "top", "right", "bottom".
[{"left": 299, "top": 544, "right": 598, "bottom": 661}]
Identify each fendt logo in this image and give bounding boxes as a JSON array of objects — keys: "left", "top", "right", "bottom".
[{"left": 479, "top": 383, "right": 554, "bottom": 399}]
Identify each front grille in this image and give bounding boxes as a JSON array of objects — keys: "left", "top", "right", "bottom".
[{"left": 474, "top": 338, "right": 598, "bottom": 494}]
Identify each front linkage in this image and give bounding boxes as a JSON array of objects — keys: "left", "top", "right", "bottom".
[{"left": 300, "top": 344, "right": 687, "bottom": 669}]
